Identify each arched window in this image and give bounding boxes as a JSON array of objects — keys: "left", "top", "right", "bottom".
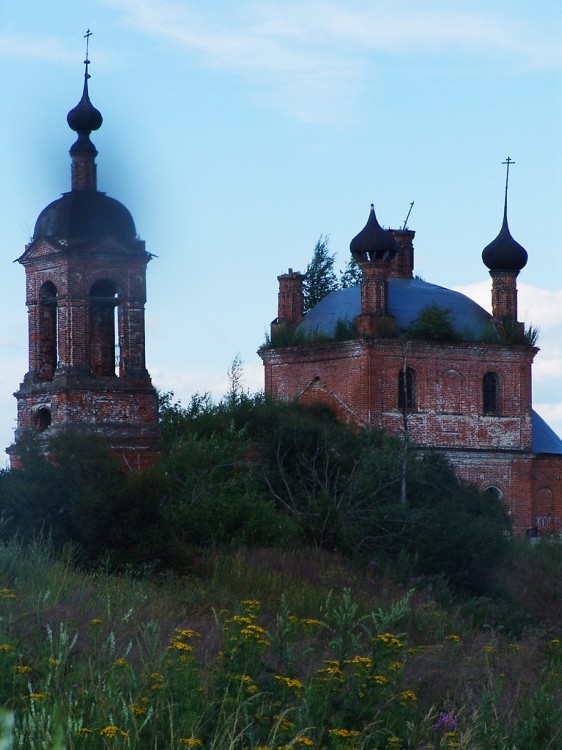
[
  {"left": 33, "top": 407, "right": 52, "bottom": 432},
  {"left": 38, "top": 281, "right": 58, "bottom": 381},
  {"left": 485, "top": 486, "right": 502, "bottom": 502},
  {"left": 89, "top": 280, "right": 120, "bottom": 376},
  {"left": 398, "top": 367, "right": 416, "bottom": 411},
  {"left": 483, "top": 372, "right": 500, "bottom": 414}
]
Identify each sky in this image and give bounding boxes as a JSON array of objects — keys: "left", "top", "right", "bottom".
[{"left": 1, "top": 0, "right": 561, "bottom": 459}]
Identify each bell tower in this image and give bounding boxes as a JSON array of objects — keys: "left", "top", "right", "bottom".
[{"left": 10, "top": 40, "right": 160, "bottom": 470}]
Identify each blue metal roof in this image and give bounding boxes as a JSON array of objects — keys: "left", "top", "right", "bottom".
[
  {"left": 301, "top": 278, "right": 492, "bottom": 338},
  {"left": 532, "top": 410, "right": 562, "bottom": 455}
]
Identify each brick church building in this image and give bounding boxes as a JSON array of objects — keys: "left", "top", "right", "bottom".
[
  {"left": 260, "top": 198, "right": 562, "bottom": 534},
  {"left": 9, "top": 57, "right": 160, "bottom": 470}
]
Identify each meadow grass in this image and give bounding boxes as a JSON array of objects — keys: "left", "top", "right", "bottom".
[{"left": 0, "top": 538, "right": 560, "bottom": 749}]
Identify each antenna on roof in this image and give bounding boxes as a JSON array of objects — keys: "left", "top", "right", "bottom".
[{"left": 402, "top": 201, "right": 414, "bottom": 230}]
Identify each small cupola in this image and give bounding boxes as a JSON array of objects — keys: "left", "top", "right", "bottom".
[
  {"left": 482, "top": 158, "right": 527, "bottom": 273},
  {"left": 350, "top": 204, "right": 398, "bottom": 263}
]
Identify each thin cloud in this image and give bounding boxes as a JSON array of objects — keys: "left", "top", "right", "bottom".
[
  {"left": 104, "top": 0, "right": 562, "bottom": 122},
  {"left": 454, "top": 281, "right": 562, "bottom": 331},
  {"left": 0, "top": 33, "right": 75, "bottom": 63}
]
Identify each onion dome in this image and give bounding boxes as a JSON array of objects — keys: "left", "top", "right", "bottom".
[
  {"left": 350, "top": 204, "right": 398, "bottom": 262},
  {"left": 482, "top": 202, "right": 528, "bottom": 272},
  {"left": 33, "top": 191, "right": 137, "bottom": 242},
  {"left": 67, "top": 71, "right": 102, "bottom": 155}
]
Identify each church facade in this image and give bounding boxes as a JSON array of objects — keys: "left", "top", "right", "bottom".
[
  {"left": 260, "top": 202, "right": 562, "bottom": 534},
  {"left": 10, "top": 59, "right": 160, "bottom": 470}
]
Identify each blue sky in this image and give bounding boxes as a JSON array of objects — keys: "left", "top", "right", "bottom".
[{"left": 1, "top": 0, "right": 561, "bottom": 457}]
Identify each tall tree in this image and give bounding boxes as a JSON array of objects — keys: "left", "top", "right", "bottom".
[
  {"left": 339, "top": 256, "right": 362, "bottom": 288},
  {"left": 303, "top": 234, "right": 338, "bottom": 312}
]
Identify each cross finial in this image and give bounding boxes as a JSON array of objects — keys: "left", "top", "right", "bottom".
[
  {"left": 502, "top": 156, "right": 514, "bottom": 193},
  {"left": 84, "top": 29, "right": 92, "bottom": 79}
]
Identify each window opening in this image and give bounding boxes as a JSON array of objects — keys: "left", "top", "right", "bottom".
[
  {"left": 34, "top": 407, "right": 52, "bottom": 432},
  {"left": 483, "top": 372, "right": 499, "bottom": 413},
  {"left": 398, "top": 367, "right": 416, "bottom": 411},
  {"left": 38, "top": 281, "right": 58, "bottom": 380},
  {"left": 89, "top": 280, "right": 120, "bottom": 376}
]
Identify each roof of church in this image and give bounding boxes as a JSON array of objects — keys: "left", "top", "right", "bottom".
[
  {"left": 33, "top": 191, "right": 137, "bottom": 242},
  {"left": 300, "top": 277, "right": 492, "bottom": 339},
  {"left": 532, "top": 410, "right": 562, "bottom": 455}
]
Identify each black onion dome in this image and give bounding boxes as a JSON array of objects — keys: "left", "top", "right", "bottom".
[
  {"left": 67, "top": 77, "right": 103, "bottom": 134},
  {"left": 482, "top": 206, "right": 528, "bottom": 272},
  {"left": 33, "top": 191, "right": 137, "bottom": 242},
  {"left": 350, "top": 204, "right": 398, "bottom": 262}
]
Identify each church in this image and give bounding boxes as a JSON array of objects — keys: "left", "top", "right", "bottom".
[
  {"left": 260, "top": 196, "right": 562, "bottom": 534},
  {"left": 9, "top": 53, "right": 160, "bottom": 471}
]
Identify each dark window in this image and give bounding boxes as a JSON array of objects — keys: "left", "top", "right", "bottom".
[
  {"left": 485, "top": 486, "right": 502, "bottom": 502},
  {"left": 33, "top": 407, "right": 52, "bottom": 432},
  {"left": 483, "top": 372, "right": 500, "bottom": 413},
  {"left": 398, "top": 367, "right": 416, "bottom": 410},
  {"left": 38, "top": 281, "right": 58, "bottom": 380},
  {"left": 89, "top": 280, "right": 120, "bottom": 376}
]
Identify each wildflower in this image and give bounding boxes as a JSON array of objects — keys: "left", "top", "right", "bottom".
[
  {"left": 179, "top": 738, "right": 203, "bottom": 747},
  {"left": 0, "top": 644, "right": 13, "bottom": 652},
  {"left": 77, "top": 728, "right": 94, "bottom": 736},
  {"left": 400, "top": 689, "right": 417, "bottom": 703},
  {"left": 508, "top": 643, "right": 521, "bottom": 652},
  {"left": 274, "top": 675, "right": 304, "bottom": 691},
  {"left": 242, "top": 599, "right": 261, "bottom": 609},
  {"left": 299, "top": 618, "right": 323, "bottom": 627},
  {"left": 295, "top": 738, "right": 314, "bottom": 746},
  {"left": 445, "top": 635, "right": 462, "bottom": 643},
  {"left": 90, "top": 618, "right": 103, "bottom": 625},
  {"left": 374, "top": 633, "right": 404, "bottom": 649},
  {"left": 99, "top": 725, "right": 127, "bottom": 738},
  {"left": 168, "top": 640, "right": 193, "bottom": 652},
  {"left": 328, "top": 729, "right": 360, "bottom": 738},
  {"left": 49, "top": 658, "right": 59, "bottom": 666},
  {"left": 369, "top": 674, "right": 389, "bottom": 685},
  {"left": 389, "top": 661, "right": 403, "bottom": 671},
  {"left": 386, "top": 737, "right": 401, "bottom": 748},
  {"left": 14, "top": 665, "right": 32, "bottom": 674},
  {"left": 0, "top": 588, "right": 16, "bottom": 600},
  {"left": 26, "top": 692, "right": 49, "bottom": 702},
  {"left": 113, "top": 657, "right": 128, "bottom": 667},
  {"left": 272, "top": 715, "right": 296, "bottom": 732},
  {"left": 175, "top": 628, "right": 201, "bottom": 639},
  {"left": 482, "top": 644, "right": 495, "bottom": 654},
  {"left": 345, "top": 655, "right": 372, "bottom": 668},
  {"left": 227, "top": 615, "right": 253, "bottom": 626},
  {"left": 433, "top": 711, "right": 458, "bottom": 734}
]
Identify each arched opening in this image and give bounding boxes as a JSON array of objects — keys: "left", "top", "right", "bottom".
[
  {"left": 33, "top": 407, "right": 52, "bottom": 432},
  {"left": 483, "top": 371, "right": 500, "bottom": 414},
  {"left": 38, "top": 281, "right": 58, "bottom": 381},
  {"left": 485, "top": 486, "right": 502, "bottom": 502},
  {"left": 89, "top": 280, "right": 120, "bottom": 376},
  {"left": 398, "top": 367, "right": 416, "bottom": 411}
]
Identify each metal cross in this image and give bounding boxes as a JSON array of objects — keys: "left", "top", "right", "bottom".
[
  {"left": 502, "top": 156, "right": 515, "bottom": 193},
  {"left": 84, "top": 29, "right": 92, "bottom": 78}
]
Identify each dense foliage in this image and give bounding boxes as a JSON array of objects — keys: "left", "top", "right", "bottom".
[{"left": 1, "top": 392, "right": 511, "bottom": 594}]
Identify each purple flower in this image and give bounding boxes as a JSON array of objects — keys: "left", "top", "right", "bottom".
[{"left": 433, "top": 711, "right": 458, "bottom": 733}]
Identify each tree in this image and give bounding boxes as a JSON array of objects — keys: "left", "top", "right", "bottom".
[
  {"left": 339, "top": 256, "right": 362, "bottom": 288},
  {"left": 303, "top": 235, "right": 338, "bottom": 312}
]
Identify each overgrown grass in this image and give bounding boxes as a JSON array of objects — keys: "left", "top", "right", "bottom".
[{"left": 0, "top": 538, "right": 561, "bottom": 749}]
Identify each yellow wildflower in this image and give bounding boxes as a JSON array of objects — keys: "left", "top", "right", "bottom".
[
  {"left": 0, "top": 644, "right": 13, "bottom": 652},
  {"left": 14, "top": 665, "right": 32, "bottom": 674},
  {"left": 26, "top": 692, "right": 49, "bottom": 702},
  {"left": 168, "top": 640, "right": 193, "bottom": 652},
  {"left": 0, "top": 588, "right": 16, "bottom": 600},
  {"left": 99, "top": 725, "right": 127, "bottom": 738},
  {"left": 179, "top": 738, "right": 203, "bottom": 747},
  {"left": 400, "top": 689, "right": 417, "bottom": 703},
  {"left": 445, "top": 635, "right": 462, "bottom": 643},
  {"left": 345, "top": 655, "right": 372, "bottom": 667},
  {"left": 113, "top": 658, "right": 128, "bottom": 667},
  {"left": 389, "top": 661, "right": 402, "bottom": 671},
  {"left": 90, "top": 618, "right": 103, "bottom": 625},
  {"left": 328, "top": 729, "right": 360, "bottom": 738},
  {"left": 369, "top": 674, "right": 389, "bottom": 685},
  {"left": 295, "top": 738, "right": 314, "bottom": 746},
  {"left": 483, "top": 644, "right": 495, "bottom": 654},
  {"left": 275, "top": 675, "right": 304, "bottom": 690},
  {"left": 375, "top": 633, "right": 404, "bottom": 649},
  {"left": 175, "top": 628, "right": 201, "bottom": 639}
]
